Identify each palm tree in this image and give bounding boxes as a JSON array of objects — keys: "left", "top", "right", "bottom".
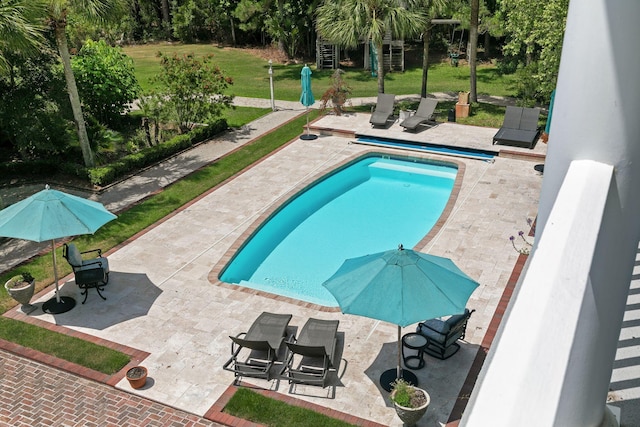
[
  {"left": 45, "top": 0, "right": 124, "bottom": 168},
  {"left": 0, "top": 0, "right": 47, "bottom": 78},
  {"left": 316, "top": 0, "right": 428, "bottom": 94},
  {"left": 412, "top": 0, "right": 448, "bottom": 98}
]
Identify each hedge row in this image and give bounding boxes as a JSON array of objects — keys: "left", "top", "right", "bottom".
[
  {"left": 2, "top": 119, "right": 227, "bottom": 188},
  {"left": 88, "top": 119, "right": 226, "bottom": 186}
]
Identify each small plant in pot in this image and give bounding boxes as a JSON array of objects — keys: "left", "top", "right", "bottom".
[
  {"left": 320, "top": 68, "right": 352, "bottom": 116},
  {"left": 390, "top": 379, "right": 430, "bottom": 426},
  {"left": 126, "top": 366, "right": 148, "bottom": 389},
  {"left": 4, "top": 272, "right": 36, "bottom": 314}
]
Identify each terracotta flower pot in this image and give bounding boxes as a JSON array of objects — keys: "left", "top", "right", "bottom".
[{"left": 126, "top": 366, "right": 148, "bottom": 389}]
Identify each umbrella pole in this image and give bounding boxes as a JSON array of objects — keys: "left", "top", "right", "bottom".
[
  {"left": 52, "top": 239, "right": 60, "bottom": 303},
  {"left": 42, "top": 239, "right": 76, "bottom": 314},
  {"left": 397, "top": 325, "right": 402, "bottom": 381},
  {"left": 306, "top": 107, "right": 310, "bottom": 136}
]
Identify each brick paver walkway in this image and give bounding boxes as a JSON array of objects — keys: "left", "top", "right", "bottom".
[{"left": 0, "top": 349, "right": 221, "bottom": 427}]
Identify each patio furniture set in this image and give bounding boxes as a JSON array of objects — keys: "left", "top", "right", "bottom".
[
  {"left": 369, "top": 93, "right": 542, "bottom": 149},
  {"left": 223, "top": 309, "right": 474, "bottom": 394}
]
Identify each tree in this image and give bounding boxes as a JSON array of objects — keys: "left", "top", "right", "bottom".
[
  {"left": 72, "top": 40, "right": 140, "bottom": 124},
  {"left": 45, "top": 0, "right": 125, "bottom": 168},
  {"left": 316, "top": 0, "right": 428, "bottom": 94},
  {"left": 501, "top": 0, "right": 569, "bottom": 103},
  {"left": 469, "top": 0, "right": 479, "bottom": 102},
  {"left": 412, "top": 0, "right": 448, "bottom": 98},
  {"left": 153, "top": 52, "right": 234, "bottom": 133},
  {"left": 0, "top": 0, "right": 47, "bottom": 77}
]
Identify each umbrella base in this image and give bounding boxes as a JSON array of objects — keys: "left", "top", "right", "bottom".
[
  {"left": 42, "top": 296, "right": 76, "bottom": 314},
  {"left": 300, "top": 134, "right": 318, "bottom": 140},
  {"left": 380, "top": 368, "right": 418, "bottom": 392}
]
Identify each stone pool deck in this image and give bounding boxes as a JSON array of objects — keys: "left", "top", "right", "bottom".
[{"left": 3, "top": 111, "right": 546, "bottom": 426}]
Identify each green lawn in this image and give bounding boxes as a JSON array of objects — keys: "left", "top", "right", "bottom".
[
  {"left": 224, "top": 388, "right": 357, "bottom": 427},
  {"left": 123, "top": 43, "right": 517, "bottom": 100}
]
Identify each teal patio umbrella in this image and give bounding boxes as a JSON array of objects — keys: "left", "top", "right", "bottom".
[
  {"left": 0, "top": 185, "right": 117, "bottom": 314},
  {"left": 323, "top": 244, "right": 479, "bottom": 391},
  {"left": 299, "top": 64, "right": 317, "bottom": 140}
]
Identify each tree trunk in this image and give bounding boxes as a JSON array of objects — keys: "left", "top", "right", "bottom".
[
  {"left": 161, "top": 0, "right": 171, "bottom": 38},
  {"left": 421, "top": 26, "right": 431, "bottom": 98},
  {"left": 469, "top": 0, "right": 479, "bottom": 103},
  {"left": 484, "top": 31, "right": 490, "bottom": 57},
  {"left": 54, "top": 25, "right": 94, "bottom": 168},
  {"left": 376, "top": 41, "right": 385, "bottom": 93},
  {"left": 230, "top": 17, "right": 236, "bottom": 46},
  {"left": 142, "top": 117, "right": 152, "bottom": 146},
  {"left": 276, "top": 0, "right": 286, "bottom": 57}
]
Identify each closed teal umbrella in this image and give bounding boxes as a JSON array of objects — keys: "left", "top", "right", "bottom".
[
  {"left": 299, "top": 64, "right": 317, "bottom": 140},
  {"left": 369, "top": 41, "right": 378, "bottom": 77},
  {"left": 323, "top": 244, "right": 479, "bottom": 390},
  {"left": 0, "top": 185, "right": 117, "bottom": 313}
]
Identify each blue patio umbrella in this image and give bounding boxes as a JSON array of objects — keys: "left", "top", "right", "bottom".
[
  {"left": 323, "top": 244, "right": 479, "bottom": 391},
  {"left": 299, "top": 64, "right": 317, "bottom": 140},
  {"left": 0, "top": 185, "right": 117, "bottom": 313}
]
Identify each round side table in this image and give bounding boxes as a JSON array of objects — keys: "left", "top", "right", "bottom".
[{"left": 402, "top": 332, "right": 428, "bottom": 370}]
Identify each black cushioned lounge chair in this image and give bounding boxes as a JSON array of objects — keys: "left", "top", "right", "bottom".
[
  {"left": 223, "top": 312, "right": 292, "bottom": 381},
  {"left": 416, "top": 308, "right": 475, "bottom": 360},
  {"left": 493, "top": 106, "right": 541, "bottom": 149},
  {"left": 281, "top": 318, "right": 339, "bottom": 389},
  {"left": 400, "top": 97, "right": 438, "bottom": 131},
  {"left": 369, "top": 93, "right": 396, "bottom": 127}
]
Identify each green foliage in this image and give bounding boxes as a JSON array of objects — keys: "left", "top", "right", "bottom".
[
  {"left": 153, "top": 52, "right": 234, "bottom": 133},
  {"left": 0, "top": 51, "right": 74, "bottom": 160},
  {"left": 87, "top": 119, "right": 228, "bottom": 186},
  {"left": 72, "top": 39, "right": 141, "bottom": 124},
  {"left": 0, "top": 0, "right": 47, "bottom": 74},
  {"left": 224, "top": 387, "right": 356, "bottom": 427},
  {"left": 172, "top": 0, "right": 209, "bottom": 43},
  {"left": 500, "top": 0, "right": 569, "bottom": 103},
  {"left": 391, "top": 379, "right": 426, "bottom": 408}
]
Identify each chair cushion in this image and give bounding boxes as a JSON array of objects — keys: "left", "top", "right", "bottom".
[
  {"left": 66, "top": 244, "right": 83, "bottom": 267},
  {"left": 445, "top": 310, "right": 470, "bottom": 328},
  {"left": 417, "top": 319, "right": 449, "bottom": 345}
]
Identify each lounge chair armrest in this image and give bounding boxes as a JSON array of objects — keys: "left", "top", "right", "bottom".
[
  {"left": 80, "top": 248, "right": 103, "bottom": 257},
  {"left": 80, "top": 259, "right": 105, "bottom": 268}
]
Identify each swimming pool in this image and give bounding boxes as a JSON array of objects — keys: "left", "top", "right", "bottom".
[{"left": 219, "top": 154, "right": 458, "bottom": 306}]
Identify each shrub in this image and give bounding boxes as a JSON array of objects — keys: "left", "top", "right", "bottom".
[
  {"left": 87, "top": 119, "right": 227, "bottom": 186},
  {"left": 72, "top": 40, "right": 141, "bottom": 125}
]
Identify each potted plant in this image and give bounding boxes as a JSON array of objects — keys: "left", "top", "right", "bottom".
[
  {"left": 320, "top": 68, "right": 352, "bottom": 116},
  {"left": 4, "top": 272, "right": 36, "bottom": 314},
  {"left": 126, "top": 366, "right": 148, "bottom": 389},
  {"left": 396, "top": 100, "right": 416, "bottom": 121},
  {"left": 390, "top": 379, "right": 430, "bottom": 426}
]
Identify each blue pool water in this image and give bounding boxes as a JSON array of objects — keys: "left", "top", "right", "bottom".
[{"left": 219, "top": 155, "right": 457, "bottom": 306}]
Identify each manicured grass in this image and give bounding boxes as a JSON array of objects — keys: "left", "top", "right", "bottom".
[
  {"left": 122, "top": 43, "right": 517, "bottom": 100},
  {"left": 224, "top": 388, "right": 357, "bottom": 427},
  {"left": 0, "top": 317, "right": 130, "bottom": 374}
]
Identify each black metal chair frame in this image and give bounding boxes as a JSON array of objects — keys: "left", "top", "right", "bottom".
[{"left": 62, "top": 243, "right": 109, "bottom": 304}]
